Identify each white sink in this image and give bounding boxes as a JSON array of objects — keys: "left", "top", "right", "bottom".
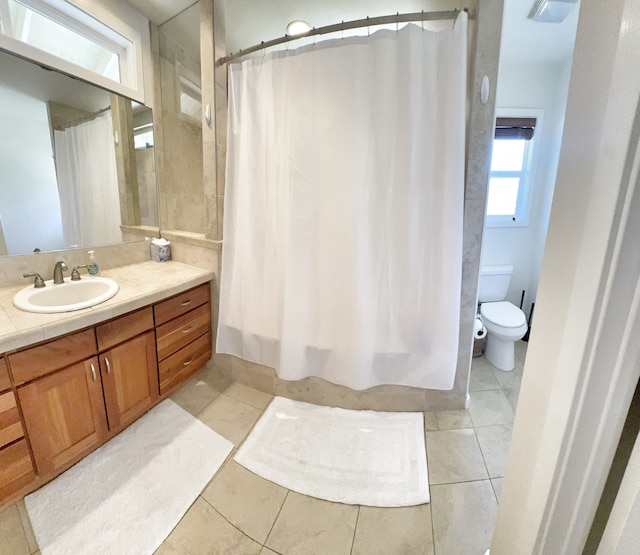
[{"left": 13, "top": 277, "right": 119, "bottom": 314}]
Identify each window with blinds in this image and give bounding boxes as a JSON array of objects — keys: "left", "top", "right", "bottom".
[{"left": 486, "top": 116, "right": 538, "bottom": 226}]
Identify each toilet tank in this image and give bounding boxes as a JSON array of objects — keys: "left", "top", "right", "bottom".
[{"left": 478, "top": 265, "right": 513, "bottom": 302}]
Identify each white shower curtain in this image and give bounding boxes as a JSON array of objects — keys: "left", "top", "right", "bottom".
[
  {"left": 217, "top": 16, "right": 467, "bottom": 390},
  {"left": 54, "top": 111, "right": 122, "bottom": 247}
]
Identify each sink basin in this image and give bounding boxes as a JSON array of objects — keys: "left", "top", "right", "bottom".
[{"left": 13, "top": 277, "right": 119, "bottom": 313}]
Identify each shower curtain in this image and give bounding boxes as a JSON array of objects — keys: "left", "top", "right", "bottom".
[
  {"left": 217, "top": 15, "right": 467, "bottom": 390},
  {"left": 54, "top": 111, "right": 122, "bottom": 247}
]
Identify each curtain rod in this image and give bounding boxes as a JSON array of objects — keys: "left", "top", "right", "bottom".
[
  {"left": 216, "top": 9, "right": 472, "bottom": 66},
  {"left": 62, "top": 106, "right": 111, "bottom": 129}
]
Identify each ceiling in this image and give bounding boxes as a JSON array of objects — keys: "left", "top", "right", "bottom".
[{"left": 128, "top": 0, "right": 579, "bottom": 67}]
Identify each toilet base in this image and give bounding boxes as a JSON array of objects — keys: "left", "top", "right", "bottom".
[{"left": 484, "top": 335, "right": 515, "bottom": 372}]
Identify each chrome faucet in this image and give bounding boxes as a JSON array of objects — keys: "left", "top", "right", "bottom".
[{"left": 52, "top": 261, "right": 68, "bottom": 284}]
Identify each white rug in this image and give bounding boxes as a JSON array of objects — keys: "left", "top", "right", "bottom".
[
  {"left": 25, "top": 399, "right": 233, "bottom": 555},
  {"left": 234, "top": 397, "right": 429, "bottom": 507}
]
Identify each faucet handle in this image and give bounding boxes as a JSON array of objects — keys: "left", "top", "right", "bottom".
[
  {"left": 23, "top": 272, "right": 45, "bottom": 288},
  {"left": 71, "top": 265, "right": 88, "bottom": 281}
]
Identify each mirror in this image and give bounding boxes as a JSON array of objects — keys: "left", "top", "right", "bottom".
[
  {"left": 156, "top": 3, "right": 204, "bottom": 234},
  {"left": 0, "top": 49, "right": 159, "bottom": 256}
]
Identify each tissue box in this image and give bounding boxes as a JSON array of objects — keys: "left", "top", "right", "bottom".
[{"left": 151, "top": 242, "right": 171, "bottom": 262}]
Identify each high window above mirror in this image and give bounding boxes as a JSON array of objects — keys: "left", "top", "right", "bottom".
[{"left": 0, "top": 0, "right": 150, "bottom": 102}]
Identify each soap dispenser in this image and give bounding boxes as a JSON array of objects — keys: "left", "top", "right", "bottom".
[{"left": 87, "top": 250, "right": 100, "bottom": 275}]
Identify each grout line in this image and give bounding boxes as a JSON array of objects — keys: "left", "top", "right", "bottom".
[
  {"left": 349, "top": 505, "right": 361, "bottom": 554},
  {"left": 199, "top": 496, "right": 263, "bottom": 546},
  {"left": 263, "top": 489, "right": 290, "bottom": 550},
  {"left": 473, "top": 426, "right": 493, "bottom": 484}
]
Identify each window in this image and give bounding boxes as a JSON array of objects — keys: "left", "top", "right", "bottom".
[
  {"left": 0, "top": 0, "right": 147, "bottom": 102},
  {"left": 133, "top": 123, "right": 154, "bottom": 149},
  {"left": 2, "top": 0, "right": 124, "bottom": 82},
  {"left": 486, "top": 116, "right": 538, "bottom": 227}
]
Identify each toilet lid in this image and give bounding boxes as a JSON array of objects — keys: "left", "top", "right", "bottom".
[{"left": 481, "top": 301, "right": 526, "bottom": 328}]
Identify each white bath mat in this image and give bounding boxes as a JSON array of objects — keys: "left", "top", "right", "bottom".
[
  {"left": 25, "top": 399, "right": 233, "bottom": 555},
  {"left": 234, "top": 397, "right": 429, "bottom": 507}
]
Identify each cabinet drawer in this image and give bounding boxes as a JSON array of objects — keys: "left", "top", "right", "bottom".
[
  {"left": 0, "top": 391, "right": 23, "bottom": 449},
  {"left": 0, "top": 358, "right": 9, "bottom": 392},
  {"left": 96, "top": 307, "right": 154, "bottom": 352},
  {"left": 0, "top": 439, "right": 36, "bottom": 499},
  {"left": 154, "top": 283, "right": 210, "bottom": 326},
  {"left": 158, "top": 332, "right": 211, "bottom": 394},
  {"left": 156, "top": 303, "right": 211, "bottom": 361},
  {"left": 9, "top": 329, "right": 97, "bottom": 385}
]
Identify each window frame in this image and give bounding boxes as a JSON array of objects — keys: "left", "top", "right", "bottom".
[
  {"left": 0, "top": 0, "right": 148, "bottom": 103},
  {"left": 485, "top": 108, "right": 544, "bottom": 228}
]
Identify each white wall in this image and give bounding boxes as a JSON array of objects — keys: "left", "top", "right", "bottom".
[
  {"left": 481, "top": 59, "right": 572, "bottom": 319},
  {"left": 0, "top": 85, "right": 65, "bottom": 254}
]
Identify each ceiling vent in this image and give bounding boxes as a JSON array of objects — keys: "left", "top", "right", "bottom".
[{"left": 528, "top": 0, "right": 579, "bottom": 23}]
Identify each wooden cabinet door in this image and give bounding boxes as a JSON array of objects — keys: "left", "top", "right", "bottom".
[
  {"left": 18, "top": 357, "right": 108, "bottom": 476},
  {"left": 101, "top": 331, "right": 158, "bottom": 433}
]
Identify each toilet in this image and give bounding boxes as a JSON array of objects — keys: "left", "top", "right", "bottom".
[{"left": 478, "top": 265, "right": 528, "bottom": 371}]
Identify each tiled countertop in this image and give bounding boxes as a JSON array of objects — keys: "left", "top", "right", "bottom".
[{"left": 0, "top": 261, "right": 215, "bottom": 353}]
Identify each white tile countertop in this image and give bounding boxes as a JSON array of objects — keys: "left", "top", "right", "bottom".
[{"left": 0, "top": 261, "right": 215, "bottom": 353}]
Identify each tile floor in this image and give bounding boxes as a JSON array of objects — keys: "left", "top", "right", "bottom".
[{"left": 0, "top": 341, "right": 527, "bottom": 555}]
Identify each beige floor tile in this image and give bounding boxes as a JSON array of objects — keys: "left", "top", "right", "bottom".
[
  {"left": 170, "top": 376, "right": 221, "bottom": 416},
  {"left": 436, "top": 409, "right": 473, "bottom": 430},
  {"left": 491, "top": 478, "right": 504, "bottom": 503},
  {"left": 16, "top": 500, "right": 38, "bottom": 554},
  {"left": 469, "top": 362, "right": 502, "bottom": 392},
  {"left": 155, "top": 497, "right": 261, "bottom": 555},
  {"left": 0, "top": 504, "right": 30, "bottom": 555},
  {"left": 352, "top": 504, "right": 434, "bottom": 555},
  {"left": 198, "top": 363, "right": 234, "bottom": 393},
  {"left": 431, "top": 480, "right": 498, "bottom": 555},
  {"left": 198, "top": 393, "right": 263, "bottom": 446},
  {"left": 475, "top": 424, "right": 513, "bottom": 478},
  {"left": 259, "top": 548, "right": 279, "bottom": 555},
  {"left": 426, "top": 429, "right": 488, "bottom": 484},
  {"left": 424, "top": 412, "right": 439, "bottom": 431},
  {"left": 265, "top": 492, "right": 358, "bottom": 555},
  {"left": 491, "top": 362, "right": 524, "bottom": 389},
  {"left": 468, "top": 390, "right": 515, "bottom": 427},
  {"left": 223, "top": 383, "right": 274, "bottom": 410},
  {"left": 514, "top": 340, "right": 529, "bottom": 362},
  {"left": 202, "top": 460, "right": 287, "bottom": 544},
  {"left": 504, "top": 386, "right": 521, "bottom": 411}
]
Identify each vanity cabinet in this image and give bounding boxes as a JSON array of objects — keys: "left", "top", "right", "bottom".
[
  {"left": 155, "top": 284, "right": 212, "bottom": 395},
  {"left": 0, "top": 280, "right": 212, "bottom": 507},
  {"left": 0, "top": 357, "right": 36, "bottom": 499},
  {"left": 96, "top": 309, "right": 158, "bottom": 433},
  {"left": 18, "top": 357, "right": 108, "bottom": 476},
  {"left": 15, "top": 308, "right": 158, "bottom": 475}
]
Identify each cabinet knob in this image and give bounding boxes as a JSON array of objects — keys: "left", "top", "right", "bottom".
[
  {"left": 181, "top": 326, "right": 193, "bottom": 334},
  {"left": 183, "top": 358, "right": 193, "bottom": 367},
  {"left": 105, "top": 357, "right": 111, "bottom": 375},
  {"left": 90, "top": 363, "right": 97, "bottom": 382},
  {"left": 180, "top": 300, "right": 192, "bottom": 307}
]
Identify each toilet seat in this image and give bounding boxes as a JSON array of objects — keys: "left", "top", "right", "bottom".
[{"left": 481, "top": 301, "right": 526, "bottom": 328}]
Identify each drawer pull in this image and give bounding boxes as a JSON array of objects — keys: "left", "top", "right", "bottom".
[
  {"left": 181, "top": 326, "right": 193, "bottom": 334},
  {"left": 90, "top": 363, "right": 97, "bottom": 382},
  {"left": 105, "top": 357, "right": 111, "bottom": 375},
  {"left": 183, "top": 358, "right": 193, "bottom": 367},
  {"left": 180, "top": 300, "right": 192, "bottom": 307}
]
